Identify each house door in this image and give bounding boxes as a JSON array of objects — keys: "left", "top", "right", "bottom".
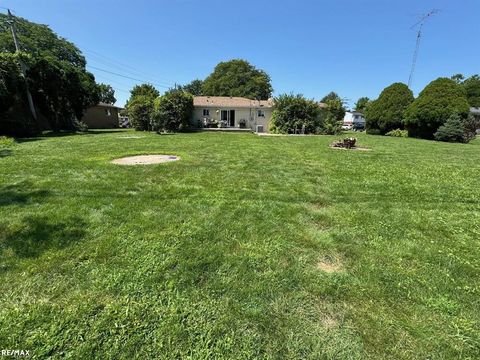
[{"left": 221, "top": 110, "right": 235, "bottom": 127}]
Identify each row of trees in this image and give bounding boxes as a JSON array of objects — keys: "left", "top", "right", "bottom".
[
  {"left": 363, "top": 76, "right": 479, "bottom": 142},
  {"left": 0, "top": 14, "right": 118, "bottom": 136}
]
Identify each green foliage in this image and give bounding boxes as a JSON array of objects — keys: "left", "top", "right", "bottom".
[
  {"left": 0, "top": 14, "right": 99, "bottom": 135},
  {"left": 0, "top": 135, "right": 15, "bottom": 148},
  {"left": 180, "top": 79, "right": 204, "bottom": 96},
  {"left": 202, "top": 59, "right": 272, "bottom": 99},
  {"left": 125, "top": 84, "right": 159, "bottom": 131},
  {"left": 127, "top": 95, "right": 155, "bottom": 131},
  {"left": 269, "top": 94, "right": 321, "bottom": 134},
  {"left": 434, "top": 113, "right": 479, "bottom": 143},
  {"left": 364, "top": 83, "right": 413, "bottom": 135},
  {"left": 355, "top": 97, "right": 370, "bottom": 112},
  {"left": 73, "top": 120, "right": 89, "bottom": 133},
  {"left": 462, "top": 75, "right": 480, "bottom": 107},
  {"left": 385, "top": 129, "right": 408, "bottom": 137},
  {"left": 319, "top": 99, "right": 344, "bottom": 135},
  {"left": 404, "top": 78, "right": 470, "bottom": 139},
  {"left": 97, "top": 83, "right": 116, "bottom": 104},
  {"left": 152, "top": 90, "right": 193, "bottom": 132},
  {"left": 128, "top": 84, "right": 159, "bottom": 101}
]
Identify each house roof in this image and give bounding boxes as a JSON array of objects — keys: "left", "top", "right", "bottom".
[
  {"left": 96, "top": 102, "right": 122, "bottom": 109},
  {"left": 193, "top": 96, "right": 274, "bottom": 108}
]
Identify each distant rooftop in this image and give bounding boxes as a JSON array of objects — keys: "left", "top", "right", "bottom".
[{"left": 193, "top": 96, "right": 274, "bottom": 108}]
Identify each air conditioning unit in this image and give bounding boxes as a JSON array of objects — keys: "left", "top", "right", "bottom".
[{"left": 256, "top": 125, "right": 264, "bottom": 133}]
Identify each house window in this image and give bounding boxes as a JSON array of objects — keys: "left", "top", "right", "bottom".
[
  {"left": 257, "top": 110, "right": 265, "bottom": 117},
  {"left": 105, "top": 109, "right": 112, "bottom": 116},
  {"left": 203, "top": 109, "right": 210, "bottom": 116}
]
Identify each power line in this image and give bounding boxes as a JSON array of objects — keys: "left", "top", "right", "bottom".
[
  {"left": 86, "top": 65, "right": 173, "bottom": 89},
  {"left": 82, "top": 48, "right": 176, "bottom": 86}
]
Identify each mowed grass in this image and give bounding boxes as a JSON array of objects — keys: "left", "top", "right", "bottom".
[{"left": 0, "top": 130, "right": 479, "bottom": 359}]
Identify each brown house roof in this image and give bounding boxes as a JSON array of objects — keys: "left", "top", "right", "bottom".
[{"left": 194, "top": 96, "right": 274, "bottom": 108}]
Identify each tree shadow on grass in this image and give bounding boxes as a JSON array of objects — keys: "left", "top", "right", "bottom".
[
  {"left": 0, "top": 149, "right": 12, "bottom": 158},
  {"left": 16, "top": 130, "right": 125, "bottom": 143},
  {"left": 0, "top": 215, "right": 87, "bottom": 259},
  {"left": 0, "top": 183, "right": 50, "bottom": 207}
]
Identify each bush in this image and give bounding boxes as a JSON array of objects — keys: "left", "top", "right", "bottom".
[
  {"left": 434, "top": 113, "right": 479, "bottom": 143},
  {"left": 269, "top": 94, "right": 321, "bottom": 134},
  {"left": 404, "top": 78, "right": 470, "bottom": 139},
  {"left": 127, "top": 95, "right": 155, "bottom": 131},
  {"left": 0, "top": 136, "right": 15, "bottom": 148},
  {"left": 385, "top": 129, "right": 408, "bottom": 137},
  {"left": 74, "top": 120, "right": 88, "bottom": 133},
  {"left": 319, "top": 99, "right": 344, "bottom": 135},
  {"left": 152, "top": 90, "right": 193, "bottom": 132},
  {"left": 364, "top": 83, "right": 414, "bottom": 135}
]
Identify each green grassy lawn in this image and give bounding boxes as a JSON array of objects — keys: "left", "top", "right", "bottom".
[{"left": 1, "top": 130, "right": 479, "bottom": 359}]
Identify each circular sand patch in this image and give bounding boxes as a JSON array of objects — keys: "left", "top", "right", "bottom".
[{"left": 111, "top": 155, "right": 180, "bottom": 165}]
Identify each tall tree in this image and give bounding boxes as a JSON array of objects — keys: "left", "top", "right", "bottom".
[
  {"left": 404, "top": 78, "right": 469, "bottom": 139},
  {"left": 125, "top": 84, "right": 159, "bottom": 131},
  {"left": 462, "top": 75, "right": 480, "bottom": 107},
  {"left": 202, "top": 59, "right": 273, "bottom": 99},
  {"left": 354, "top": 97, "right": 370, "bottom": 112},
  {"left": 97, "top": 83, "right": 116, "bottom": 104},
  {"left": 0, "top": 14, "right": 99, "bottom": 134},
  {"left": 181, "top": 79, "right": 204, "bottom": 96},
  {"left": 320, "top": 91, "right": 346, "bottom": 120},
  {"left": 128, "top": 84, "right": 159, "bottom": 100},
  {"left": 364, "top": 83, "right": 414, "bottom": 135}
]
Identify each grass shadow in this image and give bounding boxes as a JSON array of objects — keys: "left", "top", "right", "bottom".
[
  {"left": 0, "top": 183, "right": 50, "bottom": 207},
  {"left": 0, "top": 215, "right": 87, "bottom": 259}
]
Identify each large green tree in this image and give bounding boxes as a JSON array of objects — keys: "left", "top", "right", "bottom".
[
  {"left": 354, "top": 97, "right": 370, "bottom": 112},
  {"left": 462, "top": 75, "right": 480, "bottom": 107},
  {"left": 97, "top": 83, "right": 116, "bottom": 104},
  {"left": 202, "top": 59, "right": 273, "bottom": 99},
  {"left": 0, "top": 14, "right": 99, "bottom": 135},
  {"left": 125, "top": 84, "right": 159, "bottom": 131},
  {"left": 404, "top": 78, "right": 470, "bottom": 139},
  {"left": 152, "top": 90, "right": 193, "bottom": 132},
  {"left": 181, "top": 79, "right": 204, "bottom": 96},
  {"left": 270, "top": 94, "right": 321, "bottom": 134},
  {"left": 364, "top": 83, "right": 414, "bottom": 135}
]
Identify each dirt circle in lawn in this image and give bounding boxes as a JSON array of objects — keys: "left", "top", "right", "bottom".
[{"left": 111, "top": 155, "right": 180, "bottom": 165}]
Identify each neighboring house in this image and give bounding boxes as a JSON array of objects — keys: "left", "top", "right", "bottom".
[
  {"left": 471, "top": 108, "right": 480, "bottom": 134},
  {"left": 81, "top": 103, "right": 120, "bottom": 129},
  {"left": 192, "top": 96, "right": 274, "bottom": 132},
  {"left": 343, "top": 111, "right": 365, "bottom": 126}
]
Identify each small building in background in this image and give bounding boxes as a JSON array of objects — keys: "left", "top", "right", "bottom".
[
  {"left": 343, "top": 111, "right": 365, "bottom": 130},
  {"left": 81, "top": 103, "right": 121, "bottom": 129}
]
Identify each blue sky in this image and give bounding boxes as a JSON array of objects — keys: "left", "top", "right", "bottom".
[{"left": 3, "top": 0, "right": 479, "bottom": 107}]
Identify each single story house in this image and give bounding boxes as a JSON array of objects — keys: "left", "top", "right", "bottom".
[
  {"left": 81, "top": 102, "right": 121, "bottom": 129},
  {"left": 343, "top": 111, "right": 365, "bottom": 126},
  {"left": 192, "top": 96, "right": 274, "bottom": 132}
]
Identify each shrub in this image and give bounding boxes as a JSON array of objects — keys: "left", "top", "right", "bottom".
[
  {"left": 434, "top": 114, "right": 479, "bottom": 143},
  {"left": 74, "top": 120, "right": 88, "bottom": 133},
  {"left": 269, "top": 94, "right": 321, "bottom": 134},
  {"left": 0, "top": 136, "right": 15, "bottom": 148},
  {"left": 385, "top": 129, "right": 408, "bottom": 137},
  {"left": 318, "top": 98, "right": 344, "bottom": 135},
  {"left": 364, "top": 83, "right": 414, "bottom": 135},
  {"left": 127, "top": 95, "right": 155, "bottom": 131},
  {"left": 404, "top": 78, "right": 470, "bottom": 139},
  {"left": 152, "top": 90, "right": 193, "bottom": 132}
]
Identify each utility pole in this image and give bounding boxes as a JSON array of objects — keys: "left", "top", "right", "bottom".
[
  {"left": 408, "top": 9, "right": 439, "bottom": 88},
  {"left": 8, "top": 9, "right": 37, "bottom": 120}
]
